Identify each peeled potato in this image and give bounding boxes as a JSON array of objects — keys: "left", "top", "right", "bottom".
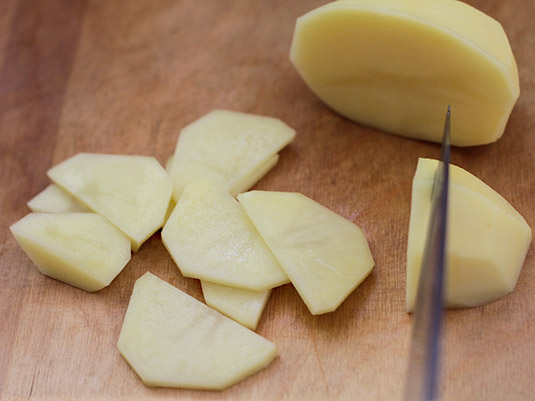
[
  {"left": 27, "top": 184, "right": 89, "bottom": 213},
  {"left": 201, "top": 280, "right": 271, "bottom": 330},
  {"left": 406, "top": 158, "right": 532, "bottom": 311},
  {"left": 10, "top": 213, "right": 131, "bottom": 292},
  {"left": 166, "top": 154, "right": 279, "bottom": 198},
  {"left": 118, "top": 272, "right": 278, "bottom": 390},
  {"left": 229, "top": 154, "right": 279, "bottom": 196},
  {"left": 162, "top": 179, "right": 288, "bottom": 291},
  {"left": 48, "top": 153, "right": 173, "bottom": 251},
  {"left": 238, "top": 191, "right": 374, "bottom": 315},
  {"left": 169, "top": 109, "right": 295, "bottom": 200},
  {"left": 290, "top": 0, "right": 519, "bottom": 146}
]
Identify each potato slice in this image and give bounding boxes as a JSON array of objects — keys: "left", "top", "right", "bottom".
[
  {"left": 162, "top": 179, "right": 288, "bottom": 291},
  {"left": 117, "top": 272, "right": 278, "bottom": 390},
  {"left": 201, "top": 280, "right": 271, "bottom": 330},
  {"left": 169, "top": 110, "right": 295, "bottom": 200},
  {"left": 166, "top": 153, "right": 279, "bottom": 197},
  {"left": 238, "top": 191, "right": 374, "bottom": 314},
  {"left": 229, "top": 154, "right": 279, "bottom": 196},
  {"left": 27, "top": 184, "right": 90, "bottom": 213},
  {"left": 165, "top": 154, "right": 175, "bottom": 174},
  {"left": 290, "top": 0, "right": 519, "bottom": 146},
  {"left": 406, "top": 158, "right": 532, "bottom": 311},
  {"left": 10, "top": 213, "right": 131, "bottom": 292},
  {"left": 48, "top": 153, "right": 173, "bottom": 251},
  {"left": 163, "top": 156, "right": 177, "bottom": 223}
]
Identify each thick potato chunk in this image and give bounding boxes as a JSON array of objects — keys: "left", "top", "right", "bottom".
[
  {"left": 406, "top": 158, "right": 532, "bottom": 311},
  {"left": 10, "top": 213, "right": 131, "bottom": 292},
  {"left": 238, "top": 191, "right": 374, "bottom": 315},
  {"left": 117, "top": 272, "right": 278, "bottom": 390},
  {"left": 290, "top": 0, "right": 519, "bottom": 146}
]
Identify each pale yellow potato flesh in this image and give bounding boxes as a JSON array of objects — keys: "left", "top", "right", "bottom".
[
  {"left": 162, "top": 179, "right": 288, "bottom": 291},
  {"left": 163, "top": 156, "right": 177, "bottom": 224},
  {"left": 166, "top": 154, "right": 279, "bottom": 198},
  {"left": 238, "top": 191, "right": 374, "bottom": 315},
  {"left": 162, "top": 198, "right": 176, "bottom": 225},
  {"left": 229, "top": 154, "right": 279, "bottom": 196},
  {"left": 169, "top": 109, "right": 295, "bottom": 200},
  {"left": 406, "top": 158, "right": 532, "bottom": 311},
  {"left": 10, "top": 213, "right": 131, "bottom": 292},
  {"left": 48, "top": 153, "right": 173, "bottom": 251},
  {"left": 117, "top": 272, "right": 278, "bottom": 390},
  {"left": 290, "top": 0, "right": 519, "bottom": 146},
  {"left": 165, "top": 154, "right": 175, "bottom": 174},
  {"left": 27, "top": 184, "right": 90, "bottom": 213},
  {"left": 201, "top": 280, "right": 271, "bottom": 330}
]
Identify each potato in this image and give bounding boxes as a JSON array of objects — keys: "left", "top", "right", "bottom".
[
  {"left": 229, "top": 154, "right": 279, "bottom": 196},
  {"left": 289, "top": 0, "right": 519, "bottom": 146},
  {"left": 169, "top": 109, "right": 295, "bottom": 200},
  {"left": 164, "top": 155, "right": 279, "bottom": 224},
  {"left": 10, "top": 213, "right": 131, "bottom": 292},
  {"left": 118, "top": 272, "right": 278, "bottom": 390},
  {"left": 165, "top": 153, "right": 279, "bottom": 213},
  {"left": 238, "top": 191, "right": 374, "bottom": 315},
  {"left": 406, "top": 158, "right": 532, "bottom": 311},
  {"left": 162, "top": 179, "right": 288, "bottom": 291},
  {"left": 27, "top": 184, "right": 89, "bottom": 213},
  {"left": 48, "top": 153, "right": 173, "bottom": 251},
  {"left": 201, "top": 280, "right": 271, "bottom": 330}
]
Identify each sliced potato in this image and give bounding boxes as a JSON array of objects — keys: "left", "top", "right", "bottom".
[
  {"left": 27, "top": 184, "right": 89, "bottom": 213},
  {"left": 117, "top": 272, "right": 278, "bottom": 390},
  {"left": 290, "top": 0, "right": 519, "bottom": 146},
  {"left": 169, "top": 110, "right": 295, "bottom": 200},
  {"left": 229, "top": 154, "right": 279, "bottom": 196},
  {"left": 166, "top": 153, "right": 279, "bottom": 197},
  {"left": 162, "top": 179, "right": 288, "bottom": 291},
  {"left": 201, "top": 280, "right": 271, "bottom": 330},
  {"left": 10, "top": 213, "right": 131, "bottom": 292},
  {"left": 238, "top": 191, "right": 374, "bottom": 314},
  {"left": 165, "top": 155, "right": 175, "bottom": 174},
  {"left": 406, "top": 158, "right": 532, "bottom": 311},
  {"left": 48, "top": 153, "right": 173, "bottom": 251}
]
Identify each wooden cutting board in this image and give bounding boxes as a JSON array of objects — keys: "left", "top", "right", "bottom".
[{"left": 1, "top": 0, "right": 534, "bottom": 399}]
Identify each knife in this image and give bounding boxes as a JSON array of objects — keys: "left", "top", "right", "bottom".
[{"left": 403, "top": 106, "right": 451, "bottom": 401}]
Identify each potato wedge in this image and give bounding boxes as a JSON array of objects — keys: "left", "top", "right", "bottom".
[{"left": 406, "top": 158, "right": 532, "bottom": 311}]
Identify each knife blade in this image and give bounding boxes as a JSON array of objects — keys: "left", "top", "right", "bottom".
[{"left": 403, "top": 106, "right": 451, "bottom": 401}]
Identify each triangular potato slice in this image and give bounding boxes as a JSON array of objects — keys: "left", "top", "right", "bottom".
[
  {"left": 169, "top": 109, "right": 295, "bottom": 200},
  {"left": 10, "top": 213, "right": 131, "bottom": 292},
  {"left": 117, "top": 272, "right": 278, "bottom": 390},
  {"left": 28, "top": 184, "right": 90, "bottom": 213},
  {"left": 48, "top": 153, "right": 173, "bottom": 251},
  {"left": 406, "top": 158, "right": 532, "bottom": 311},
  {"left": 162, "top": 179, "right": 288, "bottom": 290},
  {"left": 201, "top": 280, "right": 271, "bottom": 330},
  {"left": 238, "top": 191, "right": 374, "bottom": 314}
]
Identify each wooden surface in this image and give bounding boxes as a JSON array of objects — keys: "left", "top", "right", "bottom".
[{"left": 1, "top": 0, "right": 534, "bottom": 400}]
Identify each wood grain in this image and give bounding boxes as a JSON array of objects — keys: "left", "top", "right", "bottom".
[{"left": 1, "top": 0, "right": 534, "bottom": 400}]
